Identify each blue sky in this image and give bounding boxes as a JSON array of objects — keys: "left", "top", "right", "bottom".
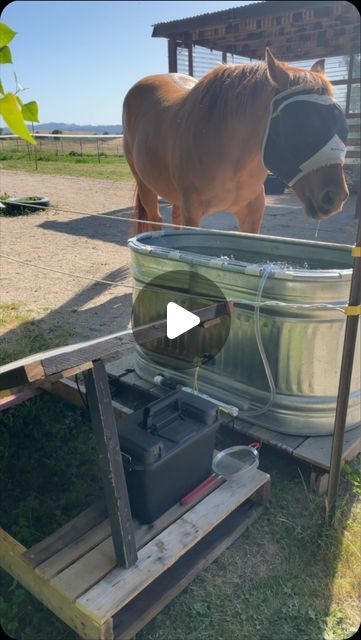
[{"left": 1, "top": 1, "right": 256, "bottom": 125}]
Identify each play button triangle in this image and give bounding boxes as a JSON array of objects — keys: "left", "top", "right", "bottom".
[{"left": 166, "top": 302, "right": 200, "bottom": 340}]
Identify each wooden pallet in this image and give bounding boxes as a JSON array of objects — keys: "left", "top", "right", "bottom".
[
  {"left": 0, "top": 466, "right": 270, "bottom": 640},
  {"left": 0, "top": 338, "right": 269, "bottom": 640}
]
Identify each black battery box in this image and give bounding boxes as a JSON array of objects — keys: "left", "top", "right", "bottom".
[{"left": 116, "top": 391, "right": 223, "bottom": 524}]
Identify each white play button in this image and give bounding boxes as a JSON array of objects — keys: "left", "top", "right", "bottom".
[{"left": 166, "top": 302, "right": 200, "bottom": 340}]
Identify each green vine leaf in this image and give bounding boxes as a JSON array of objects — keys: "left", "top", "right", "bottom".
[
  {"left": 0, "top": 22, "right": 16, "bottom": 48},
  {"left": 21, "top": 101, "right": 39, "bottom": 122},
  {"left": 0, "top": 45, "right": 12, "bottom": 63},
  {"left": 0, "top": 79, "right": 4, "bottom": 95},
  {"left": 0, "top": 93, "right": 35, "bottom": 144}
]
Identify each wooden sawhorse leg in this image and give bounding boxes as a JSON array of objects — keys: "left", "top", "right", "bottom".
[{"left": 84, "top": 359, "right": 137, "bottom": 568}]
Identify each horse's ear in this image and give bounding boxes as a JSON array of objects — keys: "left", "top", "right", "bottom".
[
  {"left": 266, "top": 48, "right": 290, "bottom": 90},
  {"left": 310, "top": 59, "right": 326, "bottom": 74}
]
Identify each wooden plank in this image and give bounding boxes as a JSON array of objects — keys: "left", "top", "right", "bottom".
[
  {"left": 0, "top": 330, "right": 135, "bottom": 390},
  {"left": 36, "top": 519, "right": 112, "bottom": 580},
  {"left": 0, "top": 387, "right": 41, "bottom": 411},
  {"left": 75, "top": 470, "right": 270, "bottom": 622},
  {"left": 44, "top": 378, "right": 132, "bottom": 416},
  {"left": 233, "top": 419, "right": 306, "bottom": 454},
  {"left": 310, "top": 471, "right": 330, "bottom": 496},
  {"left": 41, "top": 473, "right": 226, "bottom": 590},
  {"left": 168, "top": 38, "right": 177, "bottom": 73},
  {"left": 0, "top": 528, "right": 110, "bottom": 640},
  {"left": 83, "top": 360, "right": 137, "bottom": 568},
  {"left": 0, "top": 301, "right": 232, "bottom": 390},
  {"left": 293, "top": 424, "right": 361, "bottom": 470},
  {"left": 23, "top": 501, "right": 107, "bottom": 567},
  {"left": 113, "top": 503, "right": 263, "bottom": 640}
]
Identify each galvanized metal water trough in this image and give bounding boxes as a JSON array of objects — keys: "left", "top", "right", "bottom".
[{"left": 128, "top": 230, "right": 360, "bottom": 436}]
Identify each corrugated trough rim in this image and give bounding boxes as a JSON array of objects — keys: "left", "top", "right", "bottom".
[{"left": 127, "top": 230, "right": 353, "bottom": 282}]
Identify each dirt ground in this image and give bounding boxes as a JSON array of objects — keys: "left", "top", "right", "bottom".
[{"left": 0, "top": 169, "right": 358, "bottom": 349}]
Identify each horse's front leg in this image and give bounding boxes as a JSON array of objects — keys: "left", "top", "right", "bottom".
[
  {"left": 180, "top": 191, "right": 203, "bottom": 228},
  {"left": 233, "top": 188, "right": 265, "bottom": 233},
  {"left": 171, "top": 204, "right": 181, "bottom": 229}
]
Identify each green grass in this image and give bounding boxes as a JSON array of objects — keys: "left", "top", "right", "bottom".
[
  {"left": 0, "top": 308, "right": 360, "bottom": 640},
  {"left": 0, "top": 302, "right": 72, "bottom": 366},
  {"left": 0, "top": 151, "right": 134, "bottom": 181},
  {"left": 0, "top": 395, "right": 102, "bottom": 640},
  {"left": 0, "top": 404, "right": 359, "bottom": 640}
]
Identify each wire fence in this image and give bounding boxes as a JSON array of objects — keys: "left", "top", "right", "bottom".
[
  {"left": 0, "top": 193, "right": 353, "bottom": 339},
  {"left": 0, "top": 133, "right": 124, "bottom": 159}
]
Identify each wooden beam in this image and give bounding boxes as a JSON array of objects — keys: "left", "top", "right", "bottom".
[
  {"left": 168, "top": 38, "right": 177, "bottom": 72},
  {"left": 346, "top": 54, "right": 355, "bottom": 116},
  {"left": 0, "top": 528, "right": 110, "bottom": 640},
  {"left": 188, "top": 43, "right": 193, "bottom": 76},
  {"left": 326, "top": 193, "right": 361, "bottom": 524},
  {"left": 83, "top": 360, "right": 137, "bottom": 568},
  {"left": 0, "top": 301, "right": 233, "bottom": 391},
  {"left": 23, "top": 501, "right": 107, "bottom": 567},
  {"left": 0, "top": 387, "right": 42, "bottom": 412}
]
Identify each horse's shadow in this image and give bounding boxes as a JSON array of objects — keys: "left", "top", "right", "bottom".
[
  {"left": 0, "top": 265, "right": 133, "bottom": 364},
  {"left": 38, "top": 206, "right": 136, "bottom": 247}
]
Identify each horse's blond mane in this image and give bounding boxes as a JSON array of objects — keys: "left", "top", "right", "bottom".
[{"left": 185, "top": 61, "right": 334, "bottom": 122}]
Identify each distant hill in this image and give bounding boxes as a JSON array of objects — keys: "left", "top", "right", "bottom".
[{"left": 2, "top": 122, "right": 123, "bottom": 134}]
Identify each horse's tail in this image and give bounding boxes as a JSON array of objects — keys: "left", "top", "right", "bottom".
[{"left": 133, "top": 187, "right": 149, "bottom": 234}]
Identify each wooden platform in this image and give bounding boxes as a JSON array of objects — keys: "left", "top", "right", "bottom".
[
  {"left": 0, "top": 465, "right": 270, "bottom": 640},
  {"left": 102, "top": 354, "right": 361, "bottom": 496},
  {"left": 0, "top": 341, "right": 269, "bottom": 639}
]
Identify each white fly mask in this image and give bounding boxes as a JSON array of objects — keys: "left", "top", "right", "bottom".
[{"left": 262, "top": 86, "right": 348, "bottom": 186}]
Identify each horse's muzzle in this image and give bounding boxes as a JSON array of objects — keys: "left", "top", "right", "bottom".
[{"left": 306, "top": 185, "right": 349, "bottom": 220}]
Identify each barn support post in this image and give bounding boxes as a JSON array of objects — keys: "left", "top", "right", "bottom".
[
  {"left": 188, "top": 43, "right": 194, "bottom": 76},
  {"left": 168, "top": 38, "right": 178, "bottom": 72},
  {"left": 83, "top": 359, "right": 137, "bottom": 567},
  {"left": 326, "top": 196, "right": 361, "bottom": 525},
  {"left": 345, "top": 53, "right": 354, "bottom": 116}
]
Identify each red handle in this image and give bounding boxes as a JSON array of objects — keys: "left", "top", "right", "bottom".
[
  {"left": 249, "top": 441, "right": 261, "bottom": 450},
  {"left": 180, "top": 474, "right": 221, "bottom": 505}
]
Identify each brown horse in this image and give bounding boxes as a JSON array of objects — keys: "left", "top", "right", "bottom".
[{"left": 123, "top": 49, "right": 348, "bottom": 233}]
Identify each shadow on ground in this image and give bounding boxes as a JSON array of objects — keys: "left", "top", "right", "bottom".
[
  {"left": 38, "top": 205, "right": 135, "bottom": 247},
  {"left": 37, "top": 194, "right": 358, "bottom": 247},
  {"left": 0, "top": 264, "right": 132, "bottom": 364}
]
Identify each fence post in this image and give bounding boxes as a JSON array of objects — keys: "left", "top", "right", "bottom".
[{"left": 96, "top": 138, "right": 100, "bottom": 163}]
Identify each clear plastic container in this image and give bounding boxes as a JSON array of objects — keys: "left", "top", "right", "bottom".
[{"left": 212, "top": 443, "right": 259, "bottom": 478}]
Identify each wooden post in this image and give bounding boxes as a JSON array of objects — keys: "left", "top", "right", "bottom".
[
  {"left": 345, "top": 53, "right": 354, "bottom": 116},
  {"left": 326, "top": 196, "right": 361, "bottom": 525},
  {"left": 168, "top": 39, "right": 177, "bottom": 72},
  {"left": 188, "top": 43, "right": 194, "bottom": 76},
  {"left": 96, "top": 138, "right": 100, "bottom": 163},
  {"left": 83, "top": 359, "right": 137, "bottom": 567}
]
